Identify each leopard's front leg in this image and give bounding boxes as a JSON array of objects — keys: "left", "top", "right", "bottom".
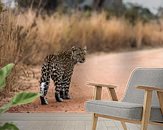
[{"left": 61, "top": 72, "right": 73, "bottom": 100}]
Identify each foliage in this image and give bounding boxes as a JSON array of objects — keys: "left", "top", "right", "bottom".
[
  {"left": 124, "top": 3, "right": 155, "bottom": 25},
  {"left": 103, "top": 3, "right": 155, "bottom": 24},
  {"left": 0, "top": 64, "right": 14, "bottom": 90},
  {"left": 0, "top": 92, "right": 40, "bottom": 114},
  {"left": 0, "top": 123, "right": 19, "bottom": 130},
  {"left": 0, "top": 0, "right": 3, "bottom": 13},
  {"left": 0, "top": 64, "right": 40, "bottom": 130},
  {"left": 16, "top": 0, "right": 58, "bottom": 11},
  {"left": 12, "top": 92, "right": 40, "bottom": 106}
]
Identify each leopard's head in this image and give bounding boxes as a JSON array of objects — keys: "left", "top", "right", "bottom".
[{"left": 71, "top": 46, "right": 87, "bottom": 63}]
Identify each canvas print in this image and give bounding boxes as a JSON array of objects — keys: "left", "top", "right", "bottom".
[{"left": 0, "top": 0, "right": 163, "bottom": 130}]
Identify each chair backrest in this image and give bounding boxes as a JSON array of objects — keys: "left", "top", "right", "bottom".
[{"left": 122, "top": 68, "right": 163, "bottom": 107}]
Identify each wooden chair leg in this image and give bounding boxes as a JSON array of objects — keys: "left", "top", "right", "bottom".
[
  {"left": 92, "top": 86, "right": 101, "bottom": 130},
  {"left": 157, "top": 91, "right": 163, "bottom": 114},
  {"left": 121, "top": 121, "right": 127, "bottom": 130},
  {"left": 92, "top": 113, "right": 98, "bottom": 130},
  {"left": 141, "top": 90, "right": 152, "bottom": 130}
]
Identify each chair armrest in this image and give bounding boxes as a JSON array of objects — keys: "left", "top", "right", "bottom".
[
  {"left": 137, "top": 86, "right": 163, "bottom": 120},
  {"left": 137, "top": 86, "right": 163, "bottom": 92},
  {"left": 88, "top": 82, "right": 118, "bottom": 101},
  {"left": 88, "top": 82, "right": 117, "bottom": 89}
]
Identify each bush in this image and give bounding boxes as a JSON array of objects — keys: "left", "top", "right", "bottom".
[
  {"left": 16, "top": 0, "right": 58, "bottom": 11},
  {"left": 0, "top": 0, "right": 3, "bottom": 13},
  {"left": 0, "top": 11, "right": 42, "bottom": 93},
  {"left": 124, "top": 3, "right": 155, "bottom": 25},
  {"left": 0, "top": 63, "right": 40, "bottom": 130}
]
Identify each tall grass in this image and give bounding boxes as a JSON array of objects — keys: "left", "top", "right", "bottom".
[
  {"left": 0, "top": 10, "right": 163, "bottom": 93},
  {"left": 17, "top": 10, "right": 163, "bottom": 52},
  {"left": 0, "top": 11, "right": 38, "bottom": 94}
]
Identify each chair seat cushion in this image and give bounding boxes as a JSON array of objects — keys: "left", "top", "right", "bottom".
[{"left": 86, "top": 100, "right": 163, "bottom": 122}]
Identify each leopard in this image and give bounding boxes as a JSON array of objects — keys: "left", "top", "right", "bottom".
[{"left": 39, "top": 46, "right": 87, "bottom": 105}]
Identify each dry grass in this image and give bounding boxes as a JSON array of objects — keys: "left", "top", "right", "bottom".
[
  {"left": 17, "top": 10, "right": 163, "bottom": 52},
  {"left": 1, "top": 10, "right": 163, "bottom": 94},
  {"left": 17, "top": 11, "right": 132, "bottom": 52},
  {"left": 0, "top": 11, "right": 38, "bottom": 94},
  {"left": 133, "top": 21, "right": 163, "bottom": 48}
]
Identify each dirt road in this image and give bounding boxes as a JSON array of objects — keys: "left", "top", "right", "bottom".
[{"left": 8, "top": 48, "right": 163, "bottom": 112}]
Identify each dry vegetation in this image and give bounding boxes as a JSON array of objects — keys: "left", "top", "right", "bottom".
[
  {"left": 0, "top": 11, "right": 38, "bottom": 95},
  {"left": 17, "top": 10, "right": 163, "bottom": 52},
  {"left": 0, "top": 10, "right": 163, "bottom": 93}
]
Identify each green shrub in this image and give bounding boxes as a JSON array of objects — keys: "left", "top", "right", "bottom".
[
  {"left": 0, "top": 64, "right": 40, "bottom": 130},
  {"left": 0, "top": 123, "right": 19, "bottom": 130},
  {"left": 0, "top": 64, "right": 14, "bottom": 90}
]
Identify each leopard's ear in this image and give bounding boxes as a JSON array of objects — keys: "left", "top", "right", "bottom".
[
  {"left": 83, "top": 46, "right": 87, "bottom": 53},
  {"left": 71, "top": 46, "right": 76, "bottom": 51}
]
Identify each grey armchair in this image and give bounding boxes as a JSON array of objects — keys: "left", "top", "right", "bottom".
[{"left": 86, "top": 68, "right": 163, "bottom": 130}]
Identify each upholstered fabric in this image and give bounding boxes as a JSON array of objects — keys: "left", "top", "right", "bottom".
[
  {"left": 122, "top": 68, "right": 163, "bottom": 106},
  {"left": 86, "top": 100, "right": 163, "bottom": 122},
  {"left": 86, "top": 68, "right": 163, "bottom": 123}
]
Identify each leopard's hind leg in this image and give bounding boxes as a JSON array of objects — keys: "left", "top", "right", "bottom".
[
  {"left": 39, "top": 62, "right": 50, "bottom": 105},
  {"left": 61, "top": 74, "right": 72, "bottom": 99}
]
